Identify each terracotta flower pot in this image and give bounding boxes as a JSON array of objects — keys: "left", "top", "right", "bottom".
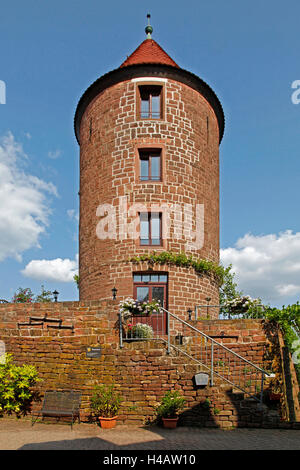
[
  {"left": 99, "top": 416, "right": 118, "bottom": 429},
  {"left": 162, "top": 417, "right": 179, "bottom": 429},
  {"left": 269, "top": 393, "right": 281, "bottom": 401}
]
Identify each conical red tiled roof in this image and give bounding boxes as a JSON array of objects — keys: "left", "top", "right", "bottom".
[{"left": 120, "top": 39, "right": 179, "bottom": 68}]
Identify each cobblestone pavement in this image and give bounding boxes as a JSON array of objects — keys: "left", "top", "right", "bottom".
[{"left": 0, "top": 418, "right": 299, "bottom": 450}]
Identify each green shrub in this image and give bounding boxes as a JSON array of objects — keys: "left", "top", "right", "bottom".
[
  {"left": 90, "top": 384, "right": 122, "bottom": 418},
  {"left": 35, "top": 285, "right": 54, "bottom": 303},
  {"left": 155, "top": 390, "right": 186, "bottom": 419},
  {"left": 0, "top": 354, "right": 40, "bottom": 416},
  {"left": 201, "top": 398, "right": 211, "bottom": 410},
  {"left": 12, "top": 288, "right": 34, "bottom": 303}
]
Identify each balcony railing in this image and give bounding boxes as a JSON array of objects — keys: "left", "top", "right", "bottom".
[
  {"left": 194, "top": 304, "right": 266, "bottom": 320},
  {"left": 120, "top": 313, "right": 165, "bottom": 344}
]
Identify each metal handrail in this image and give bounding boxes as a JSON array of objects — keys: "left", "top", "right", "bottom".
[
  {"left": 161, "top": 307, "right": 270, "bottom": 403},
  {"left": 195, "top": 304, "right": 266, "bottom": 320},
  {"left": 119, "top": 307, "right": 270, "bottom": 403},
  {"left": 161, "top": 308, "right": 269, "bottom": 375}
]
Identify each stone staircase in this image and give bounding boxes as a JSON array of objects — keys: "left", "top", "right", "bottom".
[{"left": 120, "top": 308, "right": 300, "bottom": 427}]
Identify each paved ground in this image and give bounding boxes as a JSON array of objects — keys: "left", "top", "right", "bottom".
[{"left": 0, "top": 418, "right": 299, "bottom": 450}]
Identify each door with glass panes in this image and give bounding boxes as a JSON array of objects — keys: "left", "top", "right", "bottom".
[{"left": 133, "top": 273, "right": 167, "bottom": 334}]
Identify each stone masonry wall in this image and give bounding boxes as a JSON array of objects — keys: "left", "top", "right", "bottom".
[
  {"left": 0, "top": 301, "right": 286, "bottom": 428},
  {"left": 78, "top": 77, "right": 220, "bottom": 317}
]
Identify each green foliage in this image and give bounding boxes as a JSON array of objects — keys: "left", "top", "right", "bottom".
[
  {"left": 12, "top": 287, "right": 34, "bottom": 303},
  {"left": 0, "top": 354, "right": 40, "bottom": 416},
  {"left": 155, "top": 390, "right": 186, "bottom": 419},
  {"left": 35, "top": 285, "right": 54, "bottom": 303},
  {"left": 231, "top": 300, "right": 300, "bottom": 384},
  {"left": 74, "top": 274, "right": 79, "bottom": 289},
  {"left": 12, "top": 286, "right": 54, "bottom": 303},
  {"left": 130, "top": 323, "right": 154, "bottom": 339},
  {"left": 130, "top": 251, "right": 225, "bottom": 286},
  {"left": 219, "top": 264, "right": 244, "bottom": 316},
  {"left": 217, "top": 265, "right": 300, "bottom": 383},
  {"left": 200, "top": 398, "right": 211, "bottom": 410},
  {"left": 263, "top": 304, "right": 300, "bottom": 353},
  {"left": 219, "top": 265, "right": 242, "bottom": 303},
  {"left": 90, "top": 384, "right": 122, "bottom": 418}
]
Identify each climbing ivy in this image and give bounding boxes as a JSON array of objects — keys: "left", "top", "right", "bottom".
[{"left": 129, "top": 251, "right": 225, "bottom": 286}]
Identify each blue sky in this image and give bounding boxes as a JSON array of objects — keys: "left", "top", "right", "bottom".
[{"left": 0, "top": 0, "right": 300, "bottom": 306}]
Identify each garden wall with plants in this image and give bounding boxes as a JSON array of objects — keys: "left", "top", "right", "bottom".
[{"left": 0, "top": 300, "right": 298, "bottom": 428}]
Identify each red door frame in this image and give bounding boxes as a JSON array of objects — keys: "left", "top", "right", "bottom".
[{"left": 133, "top": 275, "right": 168, "bottom": 335}]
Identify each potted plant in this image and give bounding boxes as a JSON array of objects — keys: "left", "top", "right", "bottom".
[
  {"left": 90, "top": 384, "right": 122, "bottom": 429},
  {"left": 155, "top": 390, "right": 186, "bottom": 428},
  {"left": 268, "top": 387, "right": 281, "bottom": 401},
  {"left": 132, "top": 323, "right": 154, "bottom": 339},
  {"left": 125, "top": 323, "right": 154, "bottom": 340},
  {"left": 267, "top": 375, "right": 282, "bottom": 402}
]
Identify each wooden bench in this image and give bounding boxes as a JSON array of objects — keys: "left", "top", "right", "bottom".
[{"left": 32, "top": 390, "right": 81, "bottom": 429}]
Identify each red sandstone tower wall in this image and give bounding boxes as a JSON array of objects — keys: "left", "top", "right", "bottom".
[{"left": 75, "top": 39, "right": 224, "bottom": 320}]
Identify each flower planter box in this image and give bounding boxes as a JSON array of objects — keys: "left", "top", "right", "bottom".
[
  {"left": 162, "top": 417, "right": 179, "bottom": 429},
  {"left": 131, "top": 313, "right": 151, "bottom": 317},
  {"left": 269, "top": 393, "right": 281, "bottom": 401},
  {"left": 99, "top": 416, "right": 118, "bottom": 429}
]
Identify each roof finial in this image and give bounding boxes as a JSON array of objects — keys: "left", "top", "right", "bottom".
[{"left": 145, "top": 13, "right": 153, "bottom": 39}]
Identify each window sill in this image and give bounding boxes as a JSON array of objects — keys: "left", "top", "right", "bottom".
[
  {"left": 138, "top": 180, "right": 163, "bottom": 184},
  {"left": 136, "top": 117, "right": 165, "bottom": 122}
]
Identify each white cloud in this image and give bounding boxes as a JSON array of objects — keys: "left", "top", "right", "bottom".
[
  {"left": 0, "top": 132, "right": 57, "bottom": 262},
  {"left": 48, "top": 149, "right": 61, "bottom": 159},
  {"left": 67, "top": 209, "right": 79, "bottom": 222},
  {"left": 221, "top": 230, "right": 300, "bottom": 305},
  {"left": 21, "top": 254, "right": 78, "bottom": 282}
]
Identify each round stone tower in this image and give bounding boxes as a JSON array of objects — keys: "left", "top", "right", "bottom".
[{"left": 74, "top": 19, "right": 224, "bottom": 322}]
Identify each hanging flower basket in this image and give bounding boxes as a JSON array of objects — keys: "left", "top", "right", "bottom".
[
  {"left": 162, "top": 417, "right": 179, "bottom": 429},
  {"left": 119, "top": 298, "right": 162, "bottom": 319}
]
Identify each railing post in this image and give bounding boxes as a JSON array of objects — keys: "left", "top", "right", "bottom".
[
  {"left": 259, "top": 372, "right": 265, "bottom": 406},
  {"left": 119, "top": 312, "right": 123, "bottom": 349},
  {"left": 210, "top": 341, "right": 214, "bottom": 386},
  {"left": 167, "top": 309, "right": 170, "bottom": 354}
]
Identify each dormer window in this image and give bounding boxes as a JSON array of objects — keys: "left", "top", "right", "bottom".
[{"left": 138, "top": 85, "right": 162, "bottom": 119}]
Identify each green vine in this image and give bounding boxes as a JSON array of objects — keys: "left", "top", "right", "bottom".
[{"left": 129, "top": 251, "right": 225, "bottom": 286}]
